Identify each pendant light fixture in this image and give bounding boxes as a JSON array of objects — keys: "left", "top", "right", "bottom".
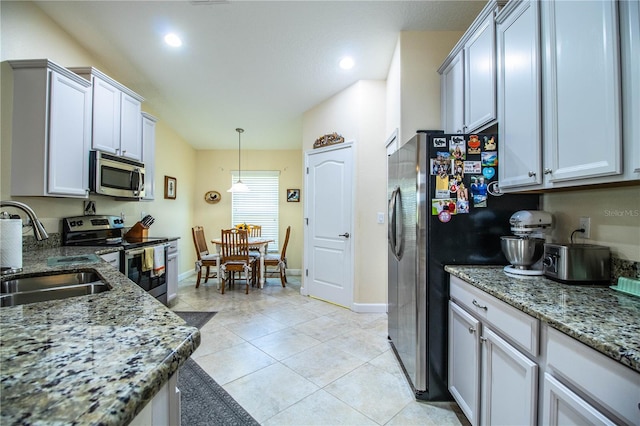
[{"left": 227, "top": 128, "right": 250, "bottom": 192}]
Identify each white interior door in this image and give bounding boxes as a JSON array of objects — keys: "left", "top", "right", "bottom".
[{"left": 304, "top": 143, "right": 354, "bottom": 308}]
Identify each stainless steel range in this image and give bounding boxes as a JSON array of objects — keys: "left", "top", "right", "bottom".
[{"left": 63, "top": 215, "right": 169, "bottom": 305}]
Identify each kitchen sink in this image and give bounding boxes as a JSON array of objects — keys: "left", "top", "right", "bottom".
[{"left": 0, "top": 271, "right": 110, "bottom": 307}]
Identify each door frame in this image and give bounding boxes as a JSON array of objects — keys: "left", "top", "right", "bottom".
[{"left": 302, "top": 142, "right": 355, "bottom": 309}]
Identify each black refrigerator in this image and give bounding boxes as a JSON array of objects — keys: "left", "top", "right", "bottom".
[{"left": 387, "top": 131, "right": 540, "bottom": 400}]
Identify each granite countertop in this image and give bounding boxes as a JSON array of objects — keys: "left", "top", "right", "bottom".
[
  {"left": 0, "top": 246, "right": 199, "bottom": 425},
  {"left": 445, "top": 265, "right": 640, "bottom": 373}
]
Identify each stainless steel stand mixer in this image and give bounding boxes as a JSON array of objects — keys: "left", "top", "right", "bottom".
[{"left": 501, "top": 210, "right": 553, "bottom": 277}]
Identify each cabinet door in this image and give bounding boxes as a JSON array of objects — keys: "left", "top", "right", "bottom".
[
  {"left": 541, "top": 0, "right": 621, "bottom": 183},
  {"left": 449, "top": 301, "right": 481, "bottom": 426},
  {"left": 542, "top": 374, "right": 616, "bottom": 426},
  {"left": 141, "top": 114, "right": 157, "bottom": 200},
  {"left": 48, "top": 70, "right": 91, "bottom": 197},
  {"left": 441, "top": 51, "right": 465, "bottom": 134},
  {"left": 464, "top": 12, "right": 497, "bottom": 132},
  {"left": 91, "top": 76, "right": 121, "bottom": 155},
  {"left": 167, "top": 252, "right": 178, "bottom": 304},
  {"left": 120, "top": 93, "right": 143, "bottom": 161},
  {"left": 100, "top": 252, "right": 120, "bottom": 271},
  {"left": 481, "top": 327, "right": 537, "bottom": 426},
  {"left": 620, "top": 0, "right": 640, "bottom": 180},
  {"left": 497, "top": 0, "right": 542, "bottom": 189}
]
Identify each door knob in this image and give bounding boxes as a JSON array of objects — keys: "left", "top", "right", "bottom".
[{"left": 339, "top": 232, "right": 350, "bottom": 238}]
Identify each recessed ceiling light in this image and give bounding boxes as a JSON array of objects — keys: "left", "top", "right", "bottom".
[
  {"left": 164, "top": 33, "right": 182, "bottom": 47},
  {"left": 339, "top": 56, "right": 354, "bottom": 70}
]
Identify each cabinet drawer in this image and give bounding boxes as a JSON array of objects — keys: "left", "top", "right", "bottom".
[
  {"left": 546, "top": 326, "right": 640, "bottom": 425},
  {"left": 450, "top": 276, "right": 539, "bottom": 356}
]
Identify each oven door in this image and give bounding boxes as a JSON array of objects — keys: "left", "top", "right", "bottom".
[{"left": 122, "top": 245, "right": 168, "bottom": 305}]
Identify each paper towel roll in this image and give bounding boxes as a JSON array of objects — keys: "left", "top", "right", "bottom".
[{"left": 1, "top": 219, "right": 23, "bottom": 269}]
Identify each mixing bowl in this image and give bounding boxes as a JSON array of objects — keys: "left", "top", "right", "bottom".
[{"left": 500, "top": 236, "right": 544, "bottom": 269}]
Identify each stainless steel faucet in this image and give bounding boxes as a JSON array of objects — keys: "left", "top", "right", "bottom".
[{"left": 0, "top": 200, "right": 49, "bottom": 240}]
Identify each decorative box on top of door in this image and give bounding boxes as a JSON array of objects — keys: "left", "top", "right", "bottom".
[{"left": 70, "top": 67, "right": 145, "bottom": 162}]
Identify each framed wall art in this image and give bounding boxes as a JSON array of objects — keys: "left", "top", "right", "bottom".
[
  {"left": 164, "top": 176, "right": 177, "bottom": 200},
  {"left": 287, "top": 189, "right": 300, "bottom": 202}
]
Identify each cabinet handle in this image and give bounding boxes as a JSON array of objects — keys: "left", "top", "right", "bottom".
[
  {"left": 468, "top": 327, "right": 476, "bottom": 334},
  {"left": 472, "top": 299, "right": 488, "bottom": 310},
  {"left": 528, "top": 171, "right": 536, "bottom": 177},
  {"left": 544, "top": 168, "right": 553, "bottom": 175},
  {"left": 480, "top": 336, "right": 487, "bottom": 343}
]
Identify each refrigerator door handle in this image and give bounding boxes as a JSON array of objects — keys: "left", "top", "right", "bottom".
[
  {"left": 388, "top": 187, "right": 398, "bottom": 255},
  {"left": 389, "top": 187, "right": 404, "bottom": 260}
]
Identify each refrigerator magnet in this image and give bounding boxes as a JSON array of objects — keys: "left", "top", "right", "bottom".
[
  {"left": 481, "top": 152, "right": 498, "bottom": 167},
  {"left": 450, "top": 138, "right": 466, "bottom": 160},
  {"left": 468, "top": 135, "right": 481, "bottom": 154},
  {"left": 433, "top": 137, "right": 446, "bottom": 148},
  {"left": 464, "top": 161, "right": 481, "bottom": 174},
  {"left": 482, "top": 167, "right": 496, "bottom": 180},
  {"left": 483, "top": 135, "right": 497, "bottom": 151},
  {"left": 457, "top": 199, "right": 470, "bottom": 214}
]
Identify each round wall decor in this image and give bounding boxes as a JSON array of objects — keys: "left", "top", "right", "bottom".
[{"left": 204, "top": 190, "right": 221, "bottom": 204}]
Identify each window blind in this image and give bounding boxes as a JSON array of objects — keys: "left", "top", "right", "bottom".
[{"left": 231, "top": 170, "right": 280, "bottom": 250}]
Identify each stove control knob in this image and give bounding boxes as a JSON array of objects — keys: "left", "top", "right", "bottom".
[
  {"left": 70, "top": 220, "right": 76, "bottom": 227},
  {"left": 77, "top": 220, "right": 84, "bottom": 227}
]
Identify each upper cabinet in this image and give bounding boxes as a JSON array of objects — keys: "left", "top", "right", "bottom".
[
  {"left": 497, "top": 0, "right": 638, "bottom": 191},
  {"left": 9, "top": 59, "right": 92, "bottom": 198},
  {"left": 496, "top": 0, "right": 542, "bottom": 188},
  {"left": 439, "top": 1, "right": 505, "bottom": 134},
  {"left": 70, "top": 67, "right": 144, "bottom": 162},
  {"left": 141, "top": 112, "right": 157, "bottom": 201}
]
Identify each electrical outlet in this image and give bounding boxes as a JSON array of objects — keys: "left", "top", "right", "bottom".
[{"left": 579, "top": 216, "right": 591, "bottom": 239}]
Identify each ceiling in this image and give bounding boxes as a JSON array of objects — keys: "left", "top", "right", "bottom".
[{"left": 34, "top": 0, "right": 485, "bottom": 150}]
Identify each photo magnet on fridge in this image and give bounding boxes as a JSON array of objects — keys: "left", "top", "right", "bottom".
[
  {"left": 450, "top": 138, "right": 466, "bottom": 160},
  {"left": 481, "top": 151, "right": 498, "bottom": 167}
]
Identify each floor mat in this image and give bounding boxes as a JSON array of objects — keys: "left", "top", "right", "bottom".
[{"left": 174, "top": 311, "right": 260, "bottom": 426}]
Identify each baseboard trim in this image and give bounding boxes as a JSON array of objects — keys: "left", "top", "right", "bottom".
[{"left": 351, "top": 303, "right": 387, "bottom": 314}]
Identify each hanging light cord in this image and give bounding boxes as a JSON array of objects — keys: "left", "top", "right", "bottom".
[{"left": 236, "top": 128, "right": 244, "bottom": 182}]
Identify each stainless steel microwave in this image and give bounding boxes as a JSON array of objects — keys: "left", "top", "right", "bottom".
[{"left": 89, "top": 151, "right": 145, "bottom": 199}]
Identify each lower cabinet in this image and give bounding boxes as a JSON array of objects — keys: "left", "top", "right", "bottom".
[
  {"left": 99, "top": 251, "right": 120, "bottom": 270},
  {"left": 166, "top": 239, "right": 179, "bottom": 304},
  {"left": 449, "top": 276, "right": 539, "bottom": 426},
  {"left": 130, "top": 373, "right": 181, "bottom": 426}
]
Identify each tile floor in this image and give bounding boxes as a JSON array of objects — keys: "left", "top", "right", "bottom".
[{"left": 171, "top": 274, "right": 467, "bottom": 425}]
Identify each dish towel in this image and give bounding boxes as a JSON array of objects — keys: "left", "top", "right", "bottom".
[
  {"left": 153, "top": 245, "right": 165, "bottom": 277},
  {"left": 143, "top": 247, "right": 154, "bottom": 272}
]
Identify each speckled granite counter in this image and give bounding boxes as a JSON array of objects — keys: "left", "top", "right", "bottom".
[
  {"left": 0, "top": 246, "right": 200, "bottom": 425},
  {"left": 445, "top": 265, "right": 640, "bottom": 373}
]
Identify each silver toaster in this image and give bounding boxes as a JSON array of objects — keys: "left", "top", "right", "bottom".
[{"left": 542, "top": 243, "right": 610, "bottom": 284}]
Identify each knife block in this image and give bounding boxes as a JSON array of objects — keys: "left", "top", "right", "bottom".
[{"left": 124, "top": 222, "right": 148, "bottom": 241}]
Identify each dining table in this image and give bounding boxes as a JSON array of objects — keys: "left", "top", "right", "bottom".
[{"left": 210, "top": 237, "right": 274, "bottom": 288}]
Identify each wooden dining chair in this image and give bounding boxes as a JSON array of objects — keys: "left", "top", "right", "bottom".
[
  {"left": 219, "top": 228, "right": 256, "bottom": 294},
  {"left": 247, "top": 224, "right": 262, "bottom": 237},
  {"left": 263, "top": 226, "right": 290, "bottom": 287},
  {"left": 192, "top": 226, "right": 217, "bottom": 289}
]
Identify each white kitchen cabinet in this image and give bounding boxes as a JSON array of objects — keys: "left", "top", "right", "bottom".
[
  {"left": 464, "top": 10, "right": 497, "bottom": 132},
  {"left": 70, "top": 67, "right": 144, "bottom": 162},
  {"left": 99, "top": 251, "right": 120, "bottom": 271},
  {"left": 449, "top": 276, "right": 539, "bottom": 426},
  {"left": 480, "top": 327, "right": 537, "bottom": 426},
  {"left": 9, "top": 59, "right": 91, "bottom": 198},
  {"left": 166, "top": 239, "right": 179, "bottom": 304},
  {"left": 448, "top": 301, "right": 481, "bottom": 425},
  {"left": 540, "top": 0, "right": 621, "bottom": 183},
  {"left": 440, "top": 51, "right": 465, "bottom": 134},
  {"left": 141, "top": 113, "right": 157, "bottom": 200},
  {"left": 620, "top": 0, "right": 640, "bottom": 181},
  {"left": 498, "top": 0, "right": 636, "bottom": 191},
  {"left": 439, "top": 1, "right": 504, "bottom": 134},
  {"left": 542, "top": 374, "right": 616, "bottom": 426},
  {"left": 543, "top": 326, "right": 640, "bottom": 425},
  {"left": 496, "top": 0, "right": 543, "bottom": 189},
  {"left": 130, "top": 373, "right": 181, "bottom": 426}
]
